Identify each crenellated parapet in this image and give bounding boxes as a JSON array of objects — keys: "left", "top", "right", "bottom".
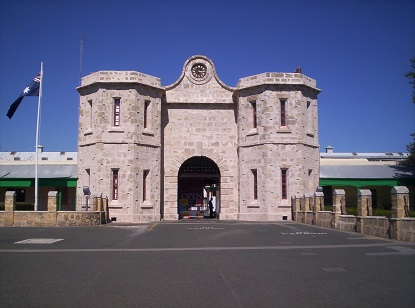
[
  {"left": 78, "top": 71, "right": 162, "bottom": 90},
  {"left": 293, "top": 186, "right": 414, "bottom": 242},
  {"left": 236, "top": 72, "right": 320, "bottom": 92}
]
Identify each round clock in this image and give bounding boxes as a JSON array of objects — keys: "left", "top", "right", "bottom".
[{"left": 191, "top": 63, "right": 207, "bottom": 78}]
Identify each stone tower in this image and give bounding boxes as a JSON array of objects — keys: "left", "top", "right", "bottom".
[{"left": 77, "top": 55, "right": 320, "bottom": 222}]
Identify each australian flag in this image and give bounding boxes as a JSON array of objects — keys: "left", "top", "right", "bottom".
[{"left": 6, "top": 72, "right": 41, "bottom": 119}]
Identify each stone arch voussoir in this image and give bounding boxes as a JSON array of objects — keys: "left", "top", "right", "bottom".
[{"left": 173, "top": 150, "right": 226, "bottom": 176}]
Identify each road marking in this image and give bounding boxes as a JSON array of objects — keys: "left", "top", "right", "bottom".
[
  {"left": 188, "top": 227, "right": 225, "bottom": 230},
  {"left": 321, "top": 267, "right": 348, "bottom": 272},
  {"left": 14, "top": 239, "right": 64, "bottom": 245},
  {"left": 365, "top": 246, "right": 415, "bottom": 256},
  {"left": 281, "top": 232, "right": 327, "bottom": 235},
  {"left": 0, "top": 242, "right": 407, "bottom": 253},
  {"left": 148, "top": 223, "right": 158, "bottom": 230}
]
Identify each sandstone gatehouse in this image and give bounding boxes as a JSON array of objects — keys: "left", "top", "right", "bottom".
[{"left": 77, "top": 55, "right": 321, "bottom": 222}]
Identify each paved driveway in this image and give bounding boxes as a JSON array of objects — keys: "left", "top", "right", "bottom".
[{"left": 0, "top": 221, "right": 414, "bottom": 307}]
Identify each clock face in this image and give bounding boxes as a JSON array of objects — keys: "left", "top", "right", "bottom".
[{"left": 191, "top": 63, "right": 207, "bottom": 78}]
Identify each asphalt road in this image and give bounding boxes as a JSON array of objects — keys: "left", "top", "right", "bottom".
[{"left": 0, "top": 221, "right": 414, "bottom": 308}]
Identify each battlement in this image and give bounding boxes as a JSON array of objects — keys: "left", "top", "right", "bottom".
[
  {"left": 79, "top": 71, "right": 162, "bottom": 89},
  {"left": 237, "top": 72, "right": 320, "bottom": 91}
]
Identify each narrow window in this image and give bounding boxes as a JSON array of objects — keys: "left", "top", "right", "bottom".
[
  {"left": 280, "top": 99, "right": 286, "bottom": 126},
  {"left": 251, "top": 101, "right": 257, "bottom": 128},
  {"left": 112, "top": 169, "right": 119, "bottom": 200},
  {"left": 113, "top": 98, "right": 120, "bottom": 126},
  {"left": 88, "top": 99, "right": 92, "bottom": 129},
  {"left": 85, "top": 168, "right": 91, "bottom": 188},
  {"left": 306, "top": 101, "right": 313, "bottom": 135},
  {"left": 143, "top": 170, "right": 149, "bottom": 202},
  {"left": 281, "top": 169, "right": 288, "bottom": 199},
  {"left": 144, "top": 101, "right": 150, "bottom": 129},
  {"left": 252, "top": 169, "right": 258, "bottom": 200}
]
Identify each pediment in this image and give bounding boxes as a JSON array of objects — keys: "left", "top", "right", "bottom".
[{"left": 165, "top": 55, "right": 235, "bottom": 104}]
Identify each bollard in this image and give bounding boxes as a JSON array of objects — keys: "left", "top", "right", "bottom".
[
  {"left": 4, "top": 191, "right": 16, "bottom": 226},
  {"left": 47, "top": 191, "right": 59, "bottom": 212},
  {"left": 332, "top": 189, "right": 345, "bottom": 228},
  {"left": 391, "top": 186, "right": 409, "bottom": 219},
  {"left": 357, "top": 189, "right": 372, "bottom": 217}
]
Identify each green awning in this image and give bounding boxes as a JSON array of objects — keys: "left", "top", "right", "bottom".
[
  {"left": 0, "top": 178, "right": 77, "bottom": 188},
  {"left": 320, "top": 178, "right": 415, "bottom": 188}
]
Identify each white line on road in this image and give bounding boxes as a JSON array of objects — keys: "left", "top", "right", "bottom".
[{"left": 0, "top": 243, "right": 409, "bottom": 253}]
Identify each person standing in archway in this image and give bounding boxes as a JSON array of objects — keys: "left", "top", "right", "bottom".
[{"left": 209, "top": 197, "right": 214, "bottom": 218}]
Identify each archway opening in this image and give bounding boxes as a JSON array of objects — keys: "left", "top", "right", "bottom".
[{"left": 178, "top": 156, "right": 220, "bottom": 219}]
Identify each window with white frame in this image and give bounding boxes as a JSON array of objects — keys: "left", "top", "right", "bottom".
[
  {"left": 112, "top": 169, "right": 119, "bottom": 200},
  {"left": 143, "top": 170, "right": 149, "bottom": 202},
  {"left": 280, "top": 99, "right": 286, "bottom": 127},
  {"left": 113, "top": 98, "right": 120, "bottom": 127}
]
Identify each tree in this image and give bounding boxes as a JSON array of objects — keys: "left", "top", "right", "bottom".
[
  {"left": 404, "top": 57, "right": 415, "bottom": 165},
  {"left": 405, "top": 57, "right": 415, "bottom": 103}
]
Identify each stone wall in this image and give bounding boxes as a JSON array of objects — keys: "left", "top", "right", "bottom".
[
  {"left": 236, "top": 80, "right": 320, "bottom": 221},
  {"left": 293, "top": 186, "right": 415, "bottom": 242},
  {"left": 77, "top": 55, "right": 321, "bottom": 222},
  {"left": 0, "top": 191, "right": 105, "bottom": 227},
  {"left": 77, "top": 73, "right": 163, "bottom": 223}
]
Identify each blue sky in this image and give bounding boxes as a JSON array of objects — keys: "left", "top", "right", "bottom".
[{"left": 1, "top": 0, "right": 414, "bottom": 153}]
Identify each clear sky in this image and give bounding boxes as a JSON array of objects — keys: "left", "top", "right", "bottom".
[{"left": 0, "top": 0, "right": 414, "bottom": 153}]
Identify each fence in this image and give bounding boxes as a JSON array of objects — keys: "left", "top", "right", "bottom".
[
  {"left": 0, "top": 191, "right": 109, "bottom": 227},
  {"left": 292, "top": 186, "right": 415, "bottom": 243},
  {"left": 76, "top": 194, "right": 108, "bottom": 212}
]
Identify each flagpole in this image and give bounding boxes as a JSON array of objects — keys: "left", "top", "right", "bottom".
[{"left": 34, "top": 62, "right": 43, "bottom": 211}]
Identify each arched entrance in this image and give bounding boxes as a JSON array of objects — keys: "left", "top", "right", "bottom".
[{"left": 178, "top": 156, "right": 220, "bottom": 219}]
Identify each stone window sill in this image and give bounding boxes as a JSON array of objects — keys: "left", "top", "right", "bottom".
[
  {"left": 141, "top": 201, "right": 153, "bottom": 209},
  {"left": 109, "top": 200, "right": 122, "bottom": 208},
  {"left": 142, "top": 129, "right": 155, "bottom": 136},
  {"left": 277, "top": 127, "right": 291, "bottom": 133},
  {"left": 108, "top": 127, "right": 124, "bottom": 133}
]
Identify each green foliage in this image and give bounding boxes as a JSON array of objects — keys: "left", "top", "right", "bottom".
[
  {"left": 404, "top": 57, "right": 415, "bottom": 165},
  {"left": 0, "top": 202, "right": 34, "bottom": 211},
  {"left": 405, "top": 57, "right": 415, "bottom": 103},
  {"left": 15, "top": 203, "right": 34, "bottom": 211},
  {"left": 404, "top": 132, "right": 415, "bottom": 165},
  {"left": 346, "top": 207, "right": 358, "bottom": 216}
]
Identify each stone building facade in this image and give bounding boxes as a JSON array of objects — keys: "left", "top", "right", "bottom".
[{"left": 77, "top": 55, "right": 321, "bottom": 222}]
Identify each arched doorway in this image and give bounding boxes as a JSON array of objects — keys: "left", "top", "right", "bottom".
[{"left": 178, "top": 156, "right": 220, "bottom": 219}]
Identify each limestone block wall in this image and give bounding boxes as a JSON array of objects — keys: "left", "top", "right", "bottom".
[
  {"left": 237, "top": 72, "right": 318, "bottom": 89},
  {"left": 76, "top": 56, "right": 322, "bottom": 222},
  {"left": 77, "top": 72, "right": 163, "bottom": 222},
  {"left": 78, "top": 84, "right": 162, "bottom": 146},
  {"left": 162, "top": 56, "right": 239, "bottom": 220},
  {"left": 0, "top": 191, "right": 105, "bottom": 227},
  {"left": 161, "top": 101, "right": 238, "bottom": 220},
  {"left": 236, "top": 81, "right": 320, "bottom": 221},
  {"left": 57, "top": 212, "right": 103, "bottom": 226},
  {"left": 165, "top": 55, "right": 234, "bottom": 104},
  {"left": 238, "top": 143, "right": 306, "bottom": 220},
  {"left": 293, "top": 187, "right": 415, "bottom": 242}
]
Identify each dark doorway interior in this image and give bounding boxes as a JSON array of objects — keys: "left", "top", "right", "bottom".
[{"left": 178, "top": 156, "right": 220, "bottom": 219}]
